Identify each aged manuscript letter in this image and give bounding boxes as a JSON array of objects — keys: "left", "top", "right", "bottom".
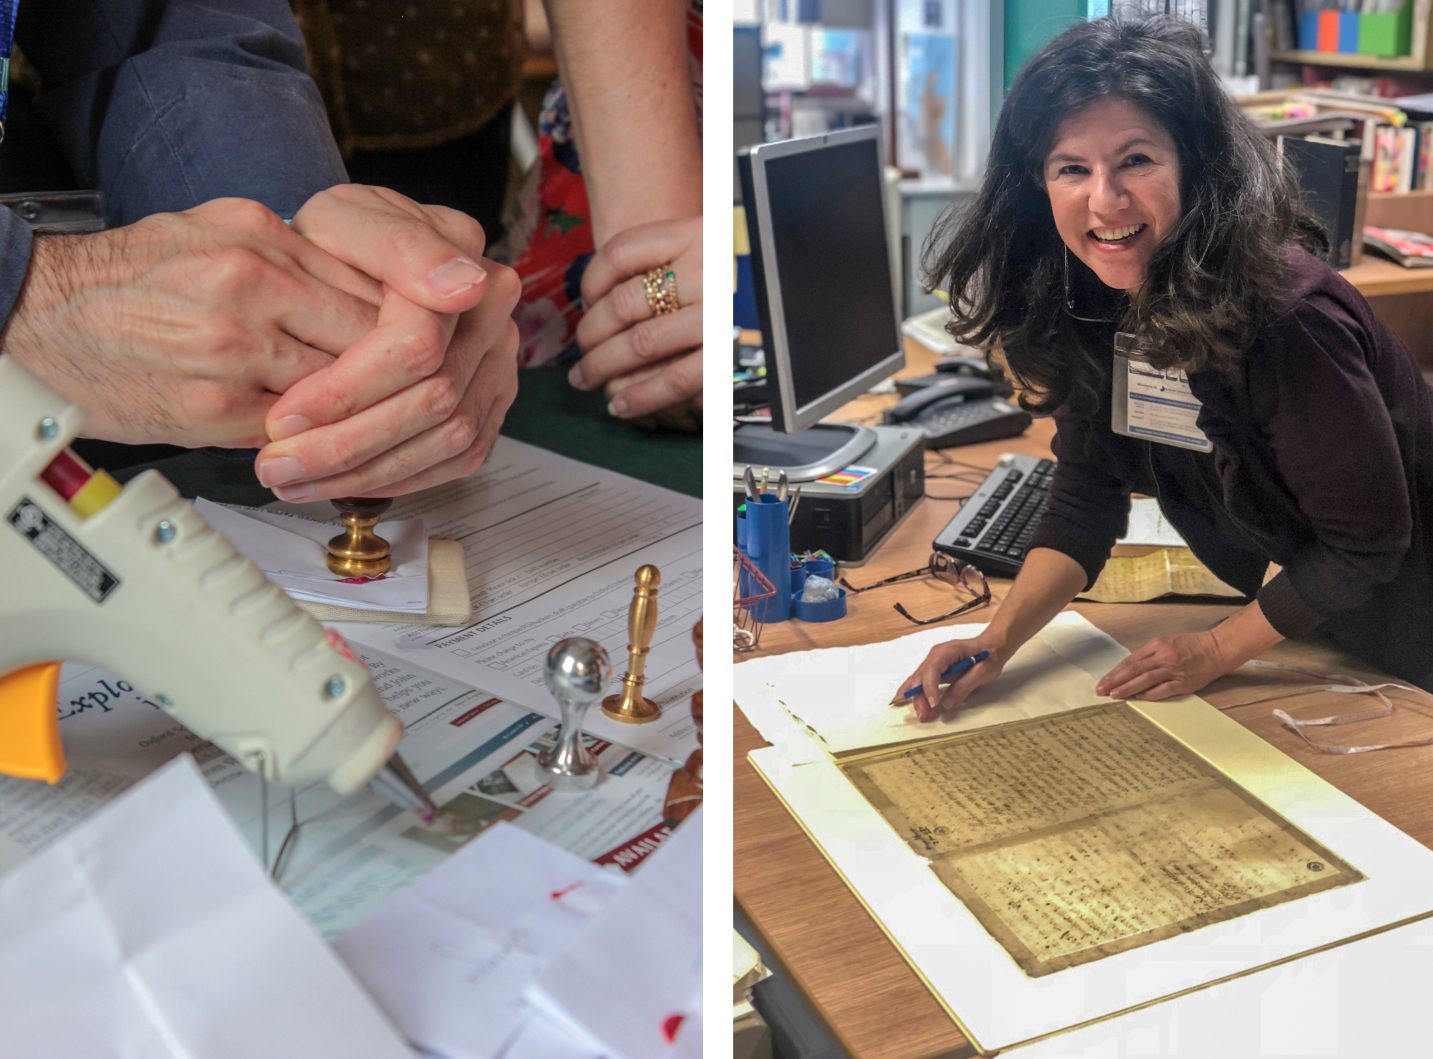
[{"left": 841, "top": 703, "right": 1362, "bottom": 976}]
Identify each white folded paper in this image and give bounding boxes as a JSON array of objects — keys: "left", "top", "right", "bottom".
[
  {"left": 0, "top": 755, "right": 413, "bottom": 1059},
  {"left": 195, "top": 498, "right": 429, "bottom": 612},
  {"left": 530, "top": 809, "right": 703, "bottom": 1059},
  {"left": 334, "top": 822, "right": 624, "bottom": 1059}
]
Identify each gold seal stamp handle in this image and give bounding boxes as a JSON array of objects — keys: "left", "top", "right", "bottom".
[
  {"left": 602, "top": 564, "right": 662, "bottom": 724},
  {"left": 326, "top": 497, "right": 394, "bottom": 577}
]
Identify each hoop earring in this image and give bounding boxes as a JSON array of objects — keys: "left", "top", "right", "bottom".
[{"left": 1062, "top": 244, "right": 1114, "bottom": 324}]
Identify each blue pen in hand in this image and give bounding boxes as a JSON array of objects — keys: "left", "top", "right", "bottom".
[{"left": 891, "top": 650, "right": 991, "bottom": 705}]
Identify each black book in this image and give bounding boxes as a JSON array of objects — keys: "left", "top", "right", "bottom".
[{"left": 1278, "top": 134, "right": 1362, "bottom": 270}]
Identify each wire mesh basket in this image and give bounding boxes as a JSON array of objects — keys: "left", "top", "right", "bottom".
[{"left": 734, "top": 546, "right": 777, "bottom": 652}]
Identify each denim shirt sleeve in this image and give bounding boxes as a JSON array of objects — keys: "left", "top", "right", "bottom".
[
  {"left": 0, "top": 208, "right": 34, "bottom": 332},
  {"left": 16, "top": 0, "right": 347, "bottom": 225}
]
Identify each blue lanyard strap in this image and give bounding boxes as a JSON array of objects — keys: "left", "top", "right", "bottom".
[{"left": 0, "top": 0, "right": 18, "bottom": 139}]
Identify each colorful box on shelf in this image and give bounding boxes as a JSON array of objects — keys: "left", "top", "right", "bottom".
[
  {"left": 1363, "top": 5, "right": 1414, "bottom": 57},
  {"left": 1299, "top": 5, "right": 1412, "bottom": 58}
]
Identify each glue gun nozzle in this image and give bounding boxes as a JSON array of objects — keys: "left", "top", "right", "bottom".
[{"left": 370, "top": 752, "right": 438, "bottom": 822}]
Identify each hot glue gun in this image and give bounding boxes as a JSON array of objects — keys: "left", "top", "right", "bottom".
[{"left": 0, "top": 356, "right": 437, "bottom": 820}]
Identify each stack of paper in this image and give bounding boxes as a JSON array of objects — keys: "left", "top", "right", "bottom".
[
  {"left": 195, "top": 498, "right": 429, "bottom": 613},
  {"left": 0, "top": 756, "right": 413, "bottom": 1059}
]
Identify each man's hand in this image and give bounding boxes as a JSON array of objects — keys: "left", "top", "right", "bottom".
[
  {"left": 2, "top": 198, "right": 380, "bottom": 448},
  {"left": 256, "top": 184, "right": 521, "bottom": 500},
  {"left": 571, "top": 216, "right": 701, "bottom": 422}
]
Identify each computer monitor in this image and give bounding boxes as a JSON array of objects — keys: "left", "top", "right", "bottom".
[{"left": 736, "top": 124, "right": 904, "bottom": 480}]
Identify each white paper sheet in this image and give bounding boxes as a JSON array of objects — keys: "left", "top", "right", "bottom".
[
  {"left": 194, "top": 498, "right": 430, "bottom": 612},
  {"left": 530, "top": 810, "right": 703, "bottom": 1059},
  {"left": 734, "top": 611, "right": 1129, "bottom": 756},
  {"left": 0, "top": 756, "right": 413, "bottom": 1059},
  {"left": 304, "top": 438, "right": 703, "bottom": 765},
  {"left": 1116, "top": 496, "right": 1188, "bottom": 547},
  {"left": 334, "top": 822, "right": 624, "bottom": 1059},
  {"left": 500, "top": 1016, "right": 601, "bottom": 1059}
]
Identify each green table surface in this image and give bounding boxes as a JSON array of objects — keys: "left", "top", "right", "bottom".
[{"left": 499, "top": 366, "right": 701, "bottom": 498}]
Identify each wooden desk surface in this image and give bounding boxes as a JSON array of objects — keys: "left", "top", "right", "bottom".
[
  {"left": 1342, "top": 254, "right": 1433, "bottom": 298},
  {"left": 733, "top": 339, "right": 1433, "bottom": 1058}
]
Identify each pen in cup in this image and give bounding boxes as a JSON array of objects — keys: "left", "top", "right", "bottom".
[{"left": 891, "top": 650, "right": 990, "bottom": 705}]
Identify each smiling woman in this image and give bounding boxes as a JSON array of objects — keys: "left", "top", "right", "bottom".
[
  {"left": 923, "top": 15, "right": 1326, "bottom": 419},
  {"left": 894, "top": 14, "right": 1433, "bottom": 716},
  {"left": 1042, "top": 97, "right": 1182, "bottom": 295}
]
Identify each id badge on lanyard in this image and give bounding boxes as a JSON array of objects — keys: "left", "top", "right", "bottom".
[
  {"left": 1110, "top": 331, "right": 1213, "bottom": 453},
  {"left": 0, "top": 0, "right": 16, "bottom": 144}
]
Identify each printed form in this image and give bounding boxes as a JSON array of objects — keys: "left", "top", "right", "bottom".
[
  {"left": 0, "top": 649, "right": 680, "bottom": 939},
  {"left": 276, "top": 438, "right": 703, "bottom": 765}
]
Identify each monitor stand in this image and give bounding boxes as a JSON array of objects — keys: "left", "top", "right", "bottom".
[{"left": 732, "top": 421, "right": 877, "bottom": 483}]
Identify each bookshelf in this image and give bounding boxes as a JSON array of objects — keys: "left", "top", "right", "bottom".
[
  {"left": 1271, "top": 1, "right": 1433, "bottom": 72},
  {"left": 1269, "top": 49, "right": 1430, "bottom": 73},
  {"left": 1351, "top": 190, "right": 1433, "bottom": 295},
  {"left": 1343, "top": 253, "right": 1433, "bottom": 296},
  {"left": 1346, "top": 191, "right": 1433, "bottom": 363}
]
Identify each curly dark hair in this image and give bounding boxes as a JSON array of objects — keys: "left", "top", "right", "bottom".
[{"left": 922, "top": 15, "right": 1326, "bottom": 417}]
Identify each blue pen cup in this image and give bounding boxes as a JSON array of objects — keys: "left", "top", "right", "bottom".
[
  {"left": 803, "top": 556, "right": 835, "bottom": 580},
  {"left": 791, "top": 556, "right": 846, "bottom": 622},
  {"left": 792, "top": 587, "right": 847, "bottom": 622},
  {"left": 790, "top": 565, "right": 808, "bottom": 596},
  {"left": 744, "top": 494, "right": 792, "bottom": 623}
]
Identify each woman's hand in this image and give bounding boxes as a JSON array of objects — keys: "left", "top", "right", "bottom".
[
  {"left": 571, "top": 216, "right": 702, "bottom": 421},
  {"left": 893, "top": 638, "right": 1008, "bottom": 722},
  {"left": 602, "top": 366, "right": 702, "bottom": 431},
  {"left": 1095, "top": 630, "right": 1233, "bottom": 701}
]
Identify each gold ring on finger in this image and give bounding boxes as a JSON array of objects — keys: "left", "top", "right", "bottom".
[{"left": 642, "top": 264, "right": 680, "bottom": 316}]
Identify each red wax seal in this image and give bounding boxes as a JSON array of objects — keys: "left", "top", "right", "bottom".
[{"left": 661, "top": 1014, "right": 685, "bottom": 1044}]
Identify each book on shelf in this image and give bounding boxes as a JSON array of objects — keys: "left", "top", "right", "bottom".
[
  {"left": 1414, "top": 121, "right": 1433, "bottom": 190},
  {"left": 1364, "top": 225, "right": 1433, "bottom": 267},
  {"left": 1279, "top": 134, "right": 1363, "bottom": 268}
]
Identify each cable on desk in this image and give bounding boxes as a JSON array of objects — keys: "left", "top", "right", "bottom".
[
  {"left": 928, "top": 450, "right": 997, "bottom": 474},
  {"left": 924, "top": 483, "right": 978, "bottom": 502},
  {"left": 923, "top": 450, "right": 994, "bottom": 501}
]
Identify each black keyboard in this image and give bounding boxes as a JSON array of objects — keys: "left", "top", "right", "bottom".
[{"left": 933, "top": 453, "right": 1054, "bottom": 577}]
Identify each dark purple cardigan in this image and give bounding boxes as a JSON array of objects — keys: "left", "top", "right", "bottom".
[{"left": 1028, "top": 247, "right": 1433, "bottom": 687}]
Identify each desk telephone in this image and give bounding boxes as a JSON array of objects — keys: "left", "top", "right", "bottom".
[{"left": 884, "top": 360, "right": 1032, "bottom": 449}]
